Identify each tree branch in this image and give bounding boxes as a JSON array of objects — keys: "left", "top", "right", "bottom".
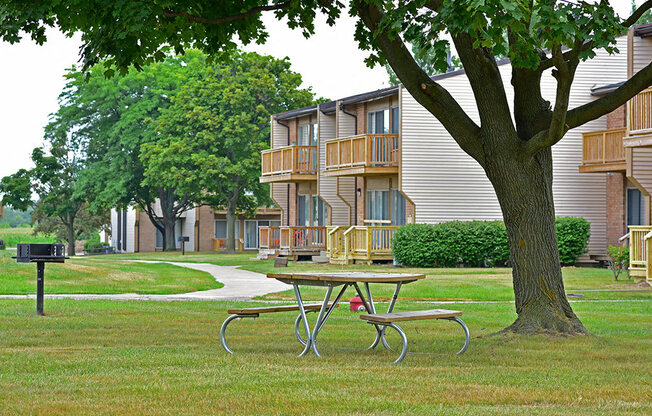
[
  {"left": 623, "top": 0, "right": 652, "bottom": 28},
  {"left": 353, "top": 0, "right": 483, "bottom": 164},
  {"left": 162, "top": 2, "right": 291, "bottom": 25},
  {"left": 566, "top": 59, "right": 652, "bottom": 129}
]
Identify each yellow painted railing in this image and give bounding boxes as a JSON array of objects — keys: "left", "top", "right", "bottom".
[
  {"left": 628, "top": 225, "right": 652, "bottom": 281},
  {"left": 325, "top": 134, "right": 399, "bottom": 171},
  {"left": 327, "top": 225, "right": 397, "bottom": 264},
  {"left": 581, "top": 128, "right": 626, "bottom": 166},
  {"left": 212, "top": 238, "right": 244, "bottom": 251},
  {"left": 628, "top": 88, "right": 652, "bottom": 134},
  {"left": 261, "top": 145, "right": 317, "bottom": 177}
]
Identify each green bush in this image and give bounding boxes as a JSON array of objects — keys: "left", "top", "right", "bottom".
[
  {"left": 392, "top": 221, "right": 510, "bottom": 267},
  {"left": 393, "top": 217, "right": 590, "bottom": 268},
  {"left": 555, "top": 217, "right": 591, "bottom": 265},
  {"left": 84, "top": 240, "right": 109, "bottom": 252}
]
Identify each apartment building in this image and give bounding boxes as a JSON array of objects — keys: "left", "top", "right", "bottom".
[
  {"left": 260, "top": 28, "right": 652, "bottom": 265},
  {"left": 110, "top": 203, "right": 280, "bottom": 253}
]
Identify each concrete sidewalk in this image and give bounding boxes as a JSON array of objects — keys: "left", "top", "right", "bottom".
[{"left": 0, "top": 261, "right": 289, "bottom": 302}]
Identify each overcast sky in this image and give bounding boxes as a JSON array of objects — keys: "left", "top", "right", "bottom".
[{"left": 0, "top": 0, "right": 637, "bottom": 180}]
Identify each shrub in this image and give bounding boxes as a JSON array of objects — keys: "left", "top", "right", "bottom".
[
  {"left": 84, "top": 240, "right": 109, "bottom": 252},
  {"left": 392, "top": 221, "right": 510, "bottom": 268},
  {"left": 555, "top": 217, "right": 591, "bottom": 265}
]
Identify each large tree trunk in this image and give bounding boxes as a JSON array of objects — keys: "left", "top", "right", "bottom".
[
  {"left": 225, "top": 198, "right": 237, "bottom": 253},
  {"left": 485, "top": 146, "right": 588, "bottom": 335},
  {"left": 66, "top": 221, "right": 76, "bottom": 256},
  {"left": 160, "top": 189, "right": 177, "bottom": 252}
]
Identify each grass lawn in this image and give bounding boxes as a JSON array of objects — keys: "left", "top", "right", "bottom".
[
  {"left": 107, "top": 251, "right": 651, "bottom": 302},
  {"left": 0, "top": 226, "right": 54, "bottom": 247},
  {"left": 0, "top": 298, "right": 650, "bottom": 415},
  {"left": 0, "top": 251, "right": 221, "bottom": 295}
]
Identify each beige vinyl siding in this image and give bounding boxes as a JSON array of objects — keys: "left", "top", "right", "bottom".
[
  {"left": 335, "top": 101, "right": 356, "bottom": 224},
  {"left": 270, "top": 116, "right": 289, "bottom": 225},
  {"left": 631, "top": 148, "right": 652, "bottom": 196},
  {"left": 400, "top": 36, "right": 628, "bottom": 256},
  {"left": 318, "top": 108, "right": 349, "bottom": 225},
  {"left": 632, "top": 35, "right": 652, "bottom": 74}
]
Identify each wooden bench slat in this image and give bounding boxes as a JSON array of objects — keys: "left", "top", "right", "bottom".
[
  {"left": 227, "top": 304, "right": 328, "bottom": 315},
  {"left": 360, "top": 309, "right": 462, "bottom": 323}
]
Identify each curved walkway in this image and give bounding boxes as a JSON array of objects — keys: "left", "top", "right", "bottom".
[{"left": 0, "top": 261, "right": 288, "bottom": 302}]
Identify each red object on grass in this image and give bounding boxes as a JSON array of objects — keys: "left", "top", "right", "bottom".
[{"left": 349, "top": 296, "right": 365, "bottom": 312}]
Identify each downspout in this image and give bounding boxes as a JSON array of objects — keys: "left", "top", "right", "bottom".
[{"left": 340, "top": 102, "right": 359, "bottom": 225}]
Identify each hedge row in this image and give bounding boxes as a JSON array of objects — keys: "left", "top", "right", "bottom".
[{"left": 392, "top": 217, "right": 590, "bottom": 267}]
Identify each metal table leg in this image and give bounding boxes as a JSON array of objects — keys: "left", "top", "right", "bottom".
[
  {"left": 310, "top": 285, "right": 334, "bottom": 357},
  {"left": 352, "top": 283, "right": 384, "bottom": 350},
  {"left": 293, "top": 284, "right": 313, "bottom": 357}
]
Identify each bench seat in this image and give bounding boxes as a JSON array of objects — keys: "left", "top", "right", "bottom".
[
  {"left": 359, "top": 308, "right": 469, "bottom": 363},
  {"left": 228, "top": 304, "right": 325, "bottom": 315},
  {"left": 360, "top": 309, "right": 462, "bottom": 323}
]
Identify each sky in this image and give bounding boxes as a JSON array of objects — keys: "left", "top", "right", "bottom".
[{"left": 0, "top": 0, "right": 638, "bottom": 180}]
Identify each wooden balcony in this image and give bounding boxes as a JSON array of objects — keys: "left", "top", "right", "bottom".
[
  {"left": 212, "top": 238, "right": 245, "bottom": 252},
  {"left": 324, "top": 134, "right": 399, "bottom": 177},
  {"left": 260, "top": 145, "right": 318, "bottom": 183},
  {"left": 578, "top": 128, "right": 626, "bottom": 173},
  {"left": 624, "top": 88, "right": 652, "bottom": 147},
  {"left": 627, "top": 225, "right": 652, "bottom": 282},
  {"left": 259, "top": 226, "right": 326, "bottom": 259},
  {"left": 327, "top": 225, "right": 397, "bottom": 264}
]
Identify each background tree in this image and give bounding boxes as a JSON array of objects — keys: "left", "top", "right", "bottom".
[
  {"left": 0, "top": 140, "right": 106, "bottom": 255},
  {"left": 50, "top": 55, "right": 202, "bottom": 251},
  {"left": 385, "top": 43, "right": 461, "bottom": 85},
  {"left": 3, "top": 1, "right": 652, "bottom": 334},
  {"left": 141, "top": 52, "right": 318, "bottom": 252},
  {"left": 633, "top": 0, "right": 652, "bottom": 24}
]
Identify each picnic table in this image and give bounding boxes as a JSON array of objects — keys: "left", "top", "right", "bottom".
[{"left": 266, "top": 272, "right": 425, "bottom": 357}]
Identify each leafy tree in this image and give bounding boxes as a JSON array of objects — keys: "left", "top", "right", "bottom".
[
  {"left": 141, "top": 52, "right": 317, "bottom": 252},
  {"left": 3, "top": 1, "right": 652, "bottom": 334},
  {"left": 386, "top": 43, "right": 461, "bottom": 85},
  {"left": 50, "top": 55, "right": 203, "bottom": 251},
  {"left": 0, "top": 207, "right": 32, "bottom": 228},
  {"left": 0, "top": 140, "right": 107, "bottom": 255}
]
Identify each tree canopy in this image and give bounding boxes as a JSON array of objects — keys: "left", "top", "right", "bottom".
[{"left": 3, "top": 0, "right": 652, "bottom": 334}]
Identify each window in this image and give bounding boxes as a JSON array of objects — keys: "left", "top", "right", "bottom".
[
  {"left": 391, "top": 190, "right": 406, "bottom": 226},
  {"left": 214, "top": 220, "right": 240, "bottom": 239},
  {"left": 312, "top": 195, "right": 328, "bottom": 226},
  {"left": 297, "top": 195, "right": 310, "bottom": 226},
  {"left": 627, "top": 188, "right": 645, "bottom": 226},
  {"left": 367, "top": 109, "right": 389, "bottom": 134},
  {"left": 298, "top": 125, "right": 310, "bottom": 146},
  {"left": 391, "top": 107, "right": 399, "bottom": 134},
  {"left": 311, "top": 122, "right": 318, "bottom": 147},
  {"left": 366, "top": 190, "right": 390, "bottom": 222}
]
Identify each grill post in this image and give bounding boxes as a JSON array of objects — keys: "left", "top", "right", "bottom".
[{"left": 36, "top": 261, "right": 45, "bottom": 315}]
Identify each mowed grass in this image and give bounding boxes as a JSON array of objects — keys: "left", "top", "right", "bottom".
[
  {"left": 107, "top": 251, "right": 651, "bottom": 302},
  {"left": 0, "top": 227, "right": 54, "bottom": 247},
  {"left": 0, "top": 251, "right": 221, "bottom": 295},
  {"left": 0, "top": 298, "right": 650, "bottom": 415}
]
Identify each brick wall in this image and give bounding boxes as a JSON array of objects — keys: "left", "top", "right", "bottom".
[
  {"left": 356, "top": 177, "right": 365, "bottom": 225},
  {"left": 355, "top": 103, "right": 365, "bottom": 134},
  {"left": 137, "top": 210, "right": 157, "bottom": 252},
  {"left": 288, "top": 118, "right": 297, "bottom": 145},
  {"left": 606, "top": 172, "right": 626, "bottom": 247},
  {"left": 197, "top": 205, "right": 214, "bottom": 252},
  {"left": 289, "top": 183, "right": 297, "bottom": 226},
  {"left": 606, "top": 104, "right": 626, "bottom": 129}
]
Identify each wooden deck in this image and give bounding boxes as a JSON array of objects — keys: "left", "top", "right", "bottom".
[
  {"left": 327, "top": 225, "right": 397, "bottom": 264},
  {"left": 259, "top": 226, "right": 326, "bottom": 259},
  {"left": 260, "top": 145, "right": 318, "bottom": 183},
  {"left": 623, "top": 88, "right": 652, "bottom": 147},
  {"left": 324, "top": 134, "right": 399, "bottom": 177},
  {"left": 212, "top": 238, "right": 245, "bottom": 252},
  {"left": 578, "top": 128, "right": 626, "bottom": 173},
  {"left": 627, "top": 226, "right": 652, "bottom": 281}
]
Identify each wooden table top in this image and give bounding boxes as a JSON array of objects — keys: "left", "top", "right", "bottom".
[{"left": 267, "top": 272, "right": 426, "bottom": 283}]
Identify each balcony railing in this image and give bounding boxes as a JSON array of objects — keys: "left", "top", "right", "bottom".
[
  {"left": 327, "top": 225, "right": 397, "bottom": 264},
  {"left": 628, "top": 88, "right": 652, "bottom": 135},
  {"left": 259, "top": 226, "right": 326, "bottom": 253},
  {"left": 324, "top": 134, "right": 399, "bottom": 176},
  {"left": 212, "top": 238, "right": 244, "bottom": 251},
  {"left": 579, "top": 128, "right": 626, "bottom": 172},
  {"left": 260, "top": 145, "right": 318, "bottom": 182},
  {"left": 628, "top": 225, "right": 652, "bottom": 281}
]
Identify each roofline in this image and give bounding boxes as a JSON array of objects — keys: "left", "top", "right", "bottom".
[
  {"left": 590, "top": 81, "right": 626, "bottom": 96},
  {"left": 634, "top": 23, "right": 652, "bottom": 38}
]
